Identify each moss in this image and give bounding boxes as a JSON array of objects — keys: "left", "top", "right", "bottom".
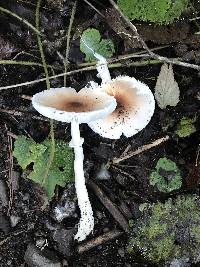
[
  {"left": 128, "top": 195, "right": 200, "bottom": 264},
  {"left": 175, "top": 116, "right": 196, "bottom": 138},
  {"left": 117, "top": 0, "right": 189, "bottom": 24}
]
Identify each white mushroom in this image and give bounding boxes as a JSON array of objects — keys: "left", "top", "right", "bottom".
[
  {"left": 88, "top": 76, "right": 155, "bottom": 139},
  {"left": 32, "top": 87, "right": 116, "bottom": 241}
]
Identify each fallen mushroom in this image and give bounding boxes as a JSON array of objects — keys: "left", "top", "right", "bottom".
[
  {"left": 88, "top": 59, "right": 155, "bottom": 139},
  {"left": 32, "top": 87, "right": 117, "bottom": 241}
]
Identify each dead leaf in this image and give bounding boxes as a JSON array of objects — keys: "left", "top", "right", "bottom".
[
  {"left": 154, "top": 63, "right": 180, "bottom": 109},
  {"left": 0, "top": 36, "right": 17, "bottom": 60}
]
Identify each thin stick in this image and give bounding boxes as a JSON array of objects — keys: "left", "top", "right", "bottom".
[
  {"left": 0, "top": 58, "right": 170, "bottom": 91},
  {"left": 112, "top": 136, "right": 170, "bottom": 164},
  {"left": 0, "top": 229, "right": 29, "bottom": 247},
  {"left": 36, "top": 0, "right": 55, "bottom": 185},
  {"left": 0, "top": 107, "right": 50, "bottom": 122},
  {"left": 88, "top": 180, "right": 129, "bottom": 232},
  {"left": 83, "top": 0, "right": 105, "bottom": 18},
  {"left": 64, "top": 0, "right": 77, "bottom": 87},
  {"left": 77, "top": 229, "right": 123, "bottom": 253},
  {"left": 0, "top": 60, "right": 59, "bottom": 70},
  {"left": 112, "top": 165, "right": 136, "bottom": 181},
  {"left": 36, "top": 0, "right": 50, "bottom": 89},
  {"left": 78, "top": 45, "right": 169, "bottom": 67},
  {"left": 5, "top": 124, "right": 14, "bottom": 215},
  {"left": 0, "top": 6, "right": 41, "bottom": 36},
  {"left": 195, "top": 145, "right": 200, "bottom": 167},
  {"left": 109, "top": 0, "right": 200, "bottom": 71},
  {"left": 20, "top": 95, "right": 33, "bottom": 100}
]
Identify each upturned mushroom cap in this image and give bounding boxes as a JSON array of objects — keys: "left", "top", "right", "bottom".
[
  {"left": 88, "top": 76, "right": 155, "bottom": 139},
  {"left": 32, "top": 87, "right": 117, "bottom": 123}
]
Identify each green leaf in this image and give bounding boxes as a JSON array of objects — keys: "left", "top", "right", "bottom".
[
  {"left": 13, "top": 136, "right": 74, "bottom": 199},
  {"left": 13, "top": 136, "right": 47, "bottom": 170},
  {"left": 150, "top": 157, "right": 182, "bottom": 192},
  {"left": 175, "top": 116, "right": 196, "bottom": 138},
  {"left": 29, "top": 139, "right": 74, "bottom": 198},
  {"left": 80, "top": 28, "right": 115, "bottom": 62},
  {"left": 117, "top": 0, "right": 188, "bottom": 24}
]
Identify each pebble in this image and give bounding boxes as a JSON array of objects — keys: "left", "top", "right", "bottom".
[
  {"left": 168, "top": 258, "right": 191, "bottom": 267},
  {"left": 24, "top": 244, "right": 61, "bottom": 267},
  {"left": 96, "top": 164, "right": 111, "bottom": 180},
  {"left": 52, "top": 228, "right": 75, "bottom": 256},
  {"left": 118, "top": 248, "right": 125, "bottom": 258},
  {"left": 53, "top": 184, "right": 76, "bottom": 222},
  {"left": 10, "top": 215, "right": 21, "bottom": 227},
  {"left": 0, "top": 179, "right": 8, "bottom": 209},
  {"left": 0, "top": 213, "right": 10, "bottom": 234}
]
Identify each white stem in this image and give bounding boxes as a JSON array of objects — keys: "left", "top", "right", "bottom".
[
  {"left": 70, "top": 119, "right": 94, "bottom": 241},
  {"left": 95, "top": 53, "right": 112, "bottom": 84},
  {"left": 80, "top": 36, "right": 111, "bottom": 84}
]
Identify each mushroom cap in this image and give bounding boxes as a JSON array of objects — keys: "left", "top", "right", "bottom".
[
  {"left": 32, "top": 87, "right": 117, "bottom": 123},
  {"left": 88, "top": 76, "right": 155, "bottom": 139}
]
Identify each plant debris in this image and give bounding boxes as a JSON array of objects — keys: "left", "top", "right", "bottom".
[{"left": 154, "top": 63, "right": 180, "bottom": 109}]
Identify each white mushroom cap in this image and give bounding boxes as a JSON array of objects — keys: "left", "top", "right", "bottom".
[
  {"left": 88, "top": 76, "right": 155, "bottom": 139},
  {"left": 32, "top": 87, "right": 117, "bottom": 123}
]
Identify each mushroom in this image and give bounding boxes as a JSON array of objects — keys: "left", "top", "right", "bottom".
[
  {"left": 32, "top": 87, "right": 117, "bottom": 241},
  {"left": 88, "top": 60, "right": 155, "bottom": 139}
]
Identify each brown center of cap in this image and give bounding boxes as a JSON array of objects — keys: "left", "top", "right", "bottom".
[
  {"left": 39, "top": 88, "right": 111, "bottom": 113},
  {"left": 102, "top": 80, "right": 143, "bottom": 121}
]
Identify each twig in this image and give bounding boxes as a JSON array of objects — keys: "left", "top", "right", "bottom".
[
  {"left": 78, "top": 45, "right": 169, "bottom": 67},
  {"left": 0, "top": 60, "right": 59, "bottom": 70},
  {"left": 5, "top": 125, "right": 14, "bottom": 216},
  {"left": 83, "top": 0, "right": 105, "bottom": 18},
  {"left": 189, "top": 16, "right": 200, "bottom": 21},
  {"left": 77, "top": 229, "right": 123, "bottom": 253},
  {"left": 195, "top": 145, "right": 200, "bottom": 167},
  {"left": 0, "top": 6, "right": 41, "bottom": 36},
  {"left": 36, "top": 0, "right": 50, "bottom": 90},
  {"left": 112, "top": 135, "right": 170, "bottom": 164},
  {"left": 64, "top": 0, "right": 77, "bottom": 87},
  {"left": 36, "top": 0, "right": 55, "bottom": 185},
  {"left": 20, "top": 95, "right": 32, "bottom": 100},
  {"left": 0, "top": 58, "right": 174, "bottom": 91},
  {"left": 0, "top": 107, "right": 50, "bottom": 122},
  {"left": 0, "top": 229, "right": 29, "bottom": 246},
  {"left": 109, "top": 0, "right": 200, "bottom": 71},
  {"left": 7, "top": 131, "right": 18, "bottom": 140},
  {"left": 88, "top": 180, "right": 129, "bottom": 232},
  {"left": 111, "top": 165, "right": 136, "bottom": 181}
]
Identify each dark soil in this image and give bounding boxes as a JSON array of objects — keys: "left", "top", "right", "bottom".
[{"left": 0, "top": 1, "right": 200, "bottom": 267}]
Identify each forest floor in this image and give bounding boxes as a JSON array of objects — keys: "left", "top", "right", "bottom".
[{"left": 0, "top": 0, "right": 200, "bottom": 266}]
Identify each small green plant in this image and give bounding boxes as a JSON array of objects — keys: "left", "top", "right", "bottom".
[
  {"left": 150, "top": 157, "right": 182, "bottom": 192},
  {"left": 128, "top": 195, "right": 200, "bottom": 264},
  {"left": 117, "top": 0, "right": 189, "bottom": 24},
  {"left": 80, "top": 28, "right": 115, "bottom": 62},
  {"left": 13, "top": 136, "right": 74, "bottom": 199},
  {"left": 175, "top": 116, "right": 196, "bottom": 138}
]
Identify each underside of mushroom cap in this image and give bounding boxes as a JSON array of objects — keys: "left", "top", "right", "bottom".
[
  {"left": 32, "top": 87, "right": 117, "bottom": 123},
  {"left": 88, "top": 76, "right": 155, "bottom": 139}
]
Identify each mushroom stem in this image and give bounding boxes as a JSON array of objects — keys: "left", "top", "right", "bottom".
[
  {"left": 70, "top": 118, "right": 94, "bottom": 241},
  {"left": 95, "top": 53, "right": 111, "bottom": 84}
]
